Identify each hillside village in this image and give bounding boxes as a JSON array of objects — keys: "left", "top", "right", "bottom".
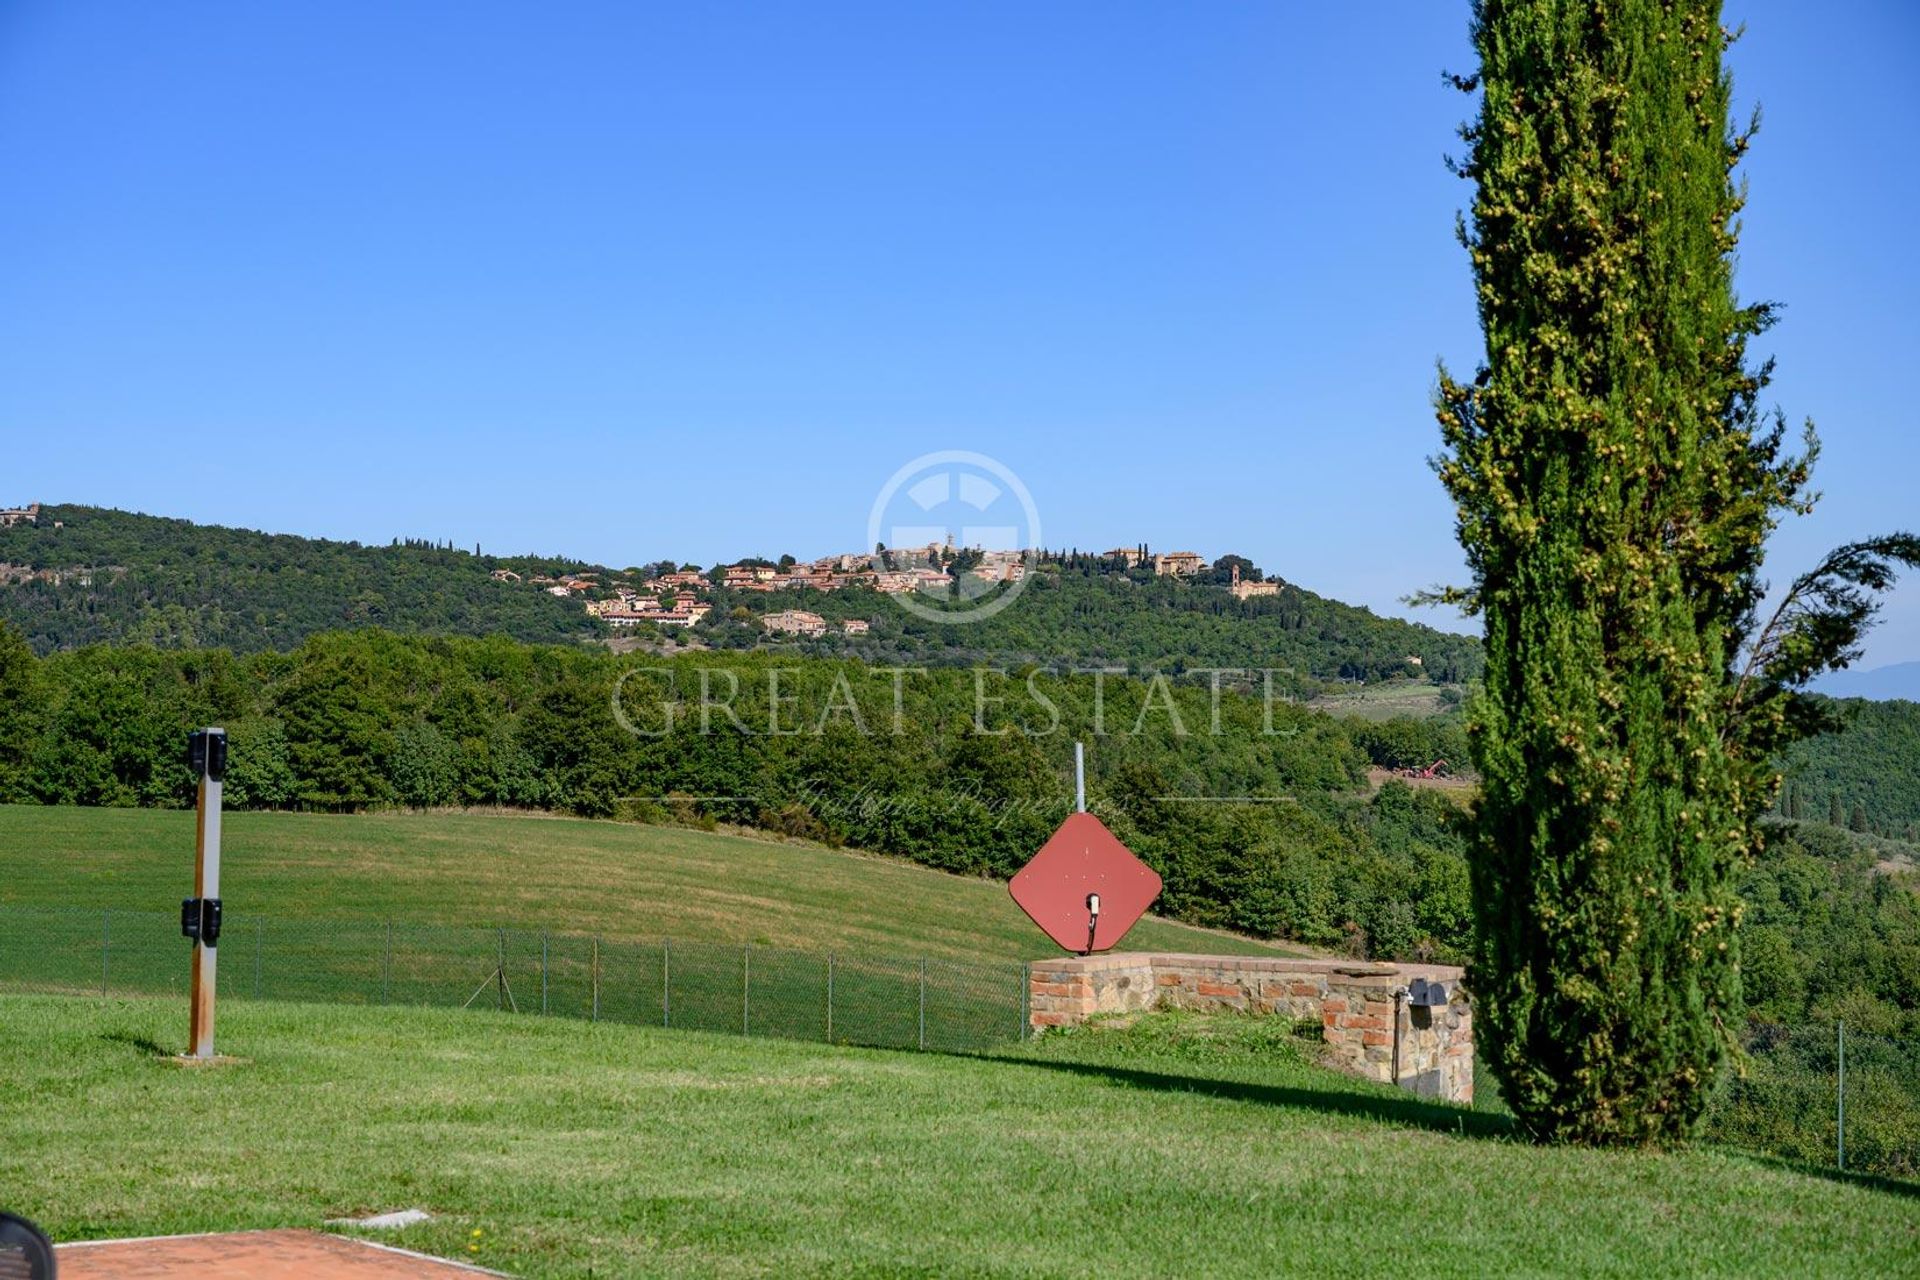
[{"left": 504, "top": 539, "right": 1288, "bottom": 637}]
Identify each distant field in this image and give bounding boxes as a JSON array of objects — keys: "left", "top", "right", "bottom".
[
  {"left": 0, "top": 805, "right": 1297, "bottom": 966},
  {"left": 1308, "top": 677, "right": 1459, "bottom": 722},
  {"left": 2, "top": 996, "right": 1912, "bottom": 1279}
]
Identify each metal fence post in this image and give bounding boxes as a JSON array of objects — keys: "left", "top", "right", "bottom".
[
  {"left": 826, "top": 952, "right": 835, "bottom": 1043},
  {"left": 1020, "top": 963, "right": 1031, "bottom": 1041},
  {"left": 742, "top": 944, "right": 751, "bottom": 1036},
  {"left": 919, "top": 957, "right": 928, "bottom": 1051},
  {"left": 496, "top": 929, "right": 507, "bottom": 1011},
  {"left": 541, "top": 931, "right": 550, "bottom": 1016},
  {"left": 100, "top": 909, "right": 110, "bottom": 998},
  {"left": 1837, "top": 1020, "right": 1847, "bottom": 1171},
  {"left": 662, "top": 939, "right": 671, "bottom": 1027}
]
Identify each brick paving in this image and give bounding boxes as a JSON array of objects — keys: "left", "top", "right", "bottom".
[{"left": 55, "top": 1229, "right": 507, "bottom": 1278}]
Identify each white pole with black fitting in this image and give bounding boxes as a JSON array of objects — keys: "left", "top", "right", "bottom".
[{"left": 185, "top": 727, "right": 227, "bottom": 1060}]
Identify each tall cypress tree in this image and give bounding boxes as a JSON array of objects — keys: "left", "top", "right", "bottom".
[{"left": 1433, "top": 1, "right": 1917, "bottom": 1143}]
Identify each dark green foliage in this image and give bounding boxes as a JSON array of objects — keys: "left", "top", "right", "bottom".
[
  {"left": 0, "top": 624, "right": 41, "bottom": 802},
  {"left": 1346, "top": 716, "right": 1470, "bottom": 773},
  {"left": 1739, "top": 822, "right": 1920, "bottom": 1039},
  {"left": 0, "top": 629, "right": 1445, "bottom": 955},
  {"left": 2, "top": 505, "right": 1486, "bottom": 688},
  {"left": 3, "top": 625, "right": 1914, "bottom": 1028},
  {"left": 1433, "top": 2, "right": 1917, "bottom": 1144},
  {"left": 0, "top": 505, "right": 603, "bottom": 653},
  {"left": 1783, "top": 697, "right": 1920, "bottom": 836}
]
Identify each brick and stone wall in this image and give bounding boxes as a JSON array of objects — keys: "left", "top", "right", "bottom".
[{"left": 1027, "top": 953, "right": 1473, "bottom": 1105}]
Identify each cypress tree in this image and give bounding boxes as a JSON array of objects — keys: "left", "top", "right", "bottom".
[{"left": 1433, "top": 1, "right": 1918, "bottom": 1143}]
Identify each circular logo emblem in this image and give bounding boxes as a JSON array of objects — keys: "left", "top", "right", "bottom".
[{"left": 865, "top": 451, "right": 1042, "bottom": 623}]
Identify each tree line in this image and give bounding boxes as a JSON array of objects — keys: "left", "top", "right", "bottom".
[{"left": 0, "top": 622, "right": 1912, "bottom": 1035}]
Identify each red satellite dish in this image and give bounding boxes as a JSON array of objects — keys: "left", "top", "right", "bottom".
[{"left": 1009, "top": 811, "right": 1162, "bottom": 953}]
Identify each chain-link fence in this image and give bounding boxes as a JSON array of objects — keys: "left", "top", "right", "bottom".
[
  {"left": 8, "top": 906, "right": 1914, "bottom": 1180},
  {"left": 0, "top": 906, "right": 1028, "bottom": 1054},
  {"left": 1704, "top": 1021, "right": 1920, "bottom": 1182}
]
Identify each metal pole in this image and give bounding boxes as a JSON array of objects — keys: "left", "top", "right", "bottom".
[
  {"left": 742, "top": 944, "right": 751, "bottom": 1036},
  {"left": 101, "top": 909, "right": 110, "bottom": 998},
  {"left": 1837, "top": 1020, "right": 1847, "bottom": 1171},
  {"left": 1021, "top": 963, "right": 1030, "bottom": 1041},
  {"left": 541, "top": 931, "right": 550, "bottom": 1015},
  {"left": 1074, "top": 741, "right": 1085, "bottom": 813},
  {"left": 919, "top": 957, "right": 928, "bottom": 1051},
  {"left": 188, "top": 730, "right": 224, "bottom": 1059},
  {"left": 826, "top": 953, "right": 835, "bottom": 1043},
  {"left": 496, "top": 929, "right": 506, "bottom": 1011},
  {"left": 662, "top": 939, "right": 671, "bottom": 1027}
]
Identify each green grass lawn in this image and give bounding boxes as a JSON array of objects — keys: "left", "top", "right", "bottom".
[
  {"left": 1306, "top": 677, "right": 1458, "bottom": 722},
  {"left": 0, "top": 805, "right": 1297, "bottom": 966},
  {"left": 2, "top": 996, "right": 1913, "bottom": 1279}
]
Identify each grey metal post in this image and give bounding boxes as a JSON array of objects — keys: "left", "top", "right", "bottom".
[
  {"left": 1021, "top": 963, "right": 1030, "bottom": 1041},
  {"left": 742, "top": 944, "right": 751, "bottom": 1036},
  {"left": 918, "top": 957, "right": 928, "bottom": 1051},
  {"left": 541, "top": 931, "right": 550, "bottom": 1016},
  {"left": 1074, "top": 741, "right": 1085, "bottom": 813},
  {"left": 1837, "top": 1020, "right": 1847, "bottom": 1171},
  {"left": 826, "top": 953, "right": 835, "bottom": 1043}
]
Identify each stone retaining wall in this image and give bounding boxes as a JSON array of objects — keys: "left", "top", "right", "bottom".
[{"left": 1028, "top": 952, "right": 1473, "bottom": 1104}]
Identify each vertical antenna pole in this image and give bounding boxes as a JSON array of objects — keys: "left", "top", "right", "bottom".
[{"left": 1074, "top": 741, "right": 1085, "bottom": 813}]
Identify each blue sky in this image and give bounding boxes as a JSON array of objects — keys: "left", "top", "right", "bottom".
[{"left": 2, "top": 2, "right": 1915, "bottom": 664}]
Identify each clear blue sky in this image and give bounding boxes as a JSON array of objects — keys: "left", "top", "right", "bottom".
[{"left": 3, "top": 2, "right": 1915, "bottom": 664}]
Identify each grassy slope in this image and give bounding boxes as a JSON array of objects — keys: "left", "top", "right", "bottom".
[
  {"left": 0, "top": 805, "right": 1296, "bottom": 966},
  {"left": 2, "top": 997, "right": 1913, "bottom": 1278}
]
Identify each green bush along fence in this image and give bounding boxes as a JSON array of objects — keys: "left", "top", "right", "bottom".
[
  {"left": 1704, "top": 1021, "right": 1920, "bottom": 1183},
  {"left": 0, "top": 906, "right": 1027, "bottom": 1055}
]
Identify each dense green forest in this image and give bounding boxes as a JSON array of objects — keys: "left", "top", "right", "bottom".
[
  {"left": 0, "top": 623, "right": 1912, "bottom": 1033},
  {"left": 0, "top": 505, "right": 601, "bottom": 652},
  {"left": 0, "top": 505, "right": 1479, "bottom": 686},
  {"left": 1777, "top": 698, "right": 1920, "bottom": 839}
]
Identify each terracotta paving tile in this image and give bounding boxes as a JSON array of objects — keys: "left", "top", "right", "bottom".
[{"left": 56, "top": 1229, "right": 507, "bottom": 1278}]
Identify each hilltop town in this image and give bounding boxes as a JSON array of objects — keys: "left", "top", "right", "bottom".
[{"left": 509, "top": 540, "right": 1285, "bottom": 637}]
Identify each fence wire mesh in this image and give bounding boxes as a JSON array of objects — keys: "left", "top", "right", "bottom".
[
  {"left": 7, "top": 907, "right": 1913, "bottom": 1181},
  {"left": 1704, "top": 1021, "right": 1920, "bottom": 1182},
  {"left": 1, "top": 906, "right": 1027, "bottom": 1056}
]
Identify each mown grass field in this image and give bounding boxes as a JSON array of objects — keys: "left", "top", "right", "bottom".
[
  {"left": 3, "top": 996, "right": 1914, "bottom": 1279},
  {"left": 1306, "top": 677, "right": 1458, "bottom": 722},
  {"left": 0, "top": 805, "right": 1296, "bottom": 966}
]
